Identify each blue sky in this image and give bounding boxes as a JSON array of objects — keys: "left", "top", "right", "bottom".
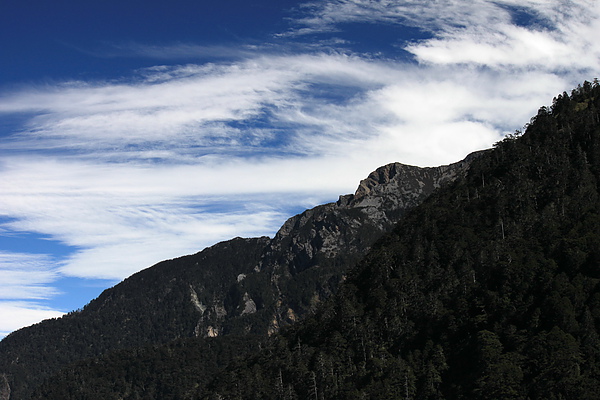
[{"left": 1, "top": 0, "right": 598, "bottom": 338}]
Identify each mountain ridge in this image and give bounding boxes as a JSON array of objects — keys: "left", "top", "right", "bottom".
[
  {"left": 200, "top": 81, "right": 600, "bottom": 399},
  {"left": 9, "top": 81, "right": 599, "bottom": 399},
  {"left": 29, "top": 81, "right": 600, "bottom": 400},
  {"left": 0, "top": 150, "right": 479, "bottom": 399}
]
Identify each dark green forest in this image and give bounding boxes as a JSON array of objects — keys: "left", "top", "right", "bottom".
[
  {"left": 202, "top": 82, "right": 600, "bottom": 399},
  {"left": 0, "top": 237, "right": 271, "bottom": 399},
  {"left": 16, "top": 81, "right": 600, "bottom": 399}
]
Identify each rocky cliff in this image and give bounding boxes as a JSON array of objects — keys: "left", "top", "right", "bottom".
[{"left": 247, "top": 153, "right": 483, "bottom": 335}]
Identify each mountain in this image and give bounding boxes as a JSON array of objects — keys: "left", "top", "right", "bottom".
[
  {"left": 37, "top": 82, "right": 600, "bottom": 399},
  {"left": 0, "top": 149, "right": 476, "bottom": 399},
  {"left": 8, "top": 81, "right": 600, "bottom": 400},
  {"left": 198, "top": 81, "right": 600, "bottom": 399}
]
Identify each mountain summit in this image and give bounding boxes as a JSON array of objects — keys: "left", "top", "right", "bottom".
[{"left": 0, "top": 147, "right": 477, "bottom": 399}]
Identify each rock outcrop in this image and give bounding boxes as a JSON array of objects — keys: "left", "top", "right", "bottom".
[
  {"left": 246, "top": 153, "right": 482, "bottom": 334},
  {"left": 0, "top": 375, "right": 10, "bottom": 400}
]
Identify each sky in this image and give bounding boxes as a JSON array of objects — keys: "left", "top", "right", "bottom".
[{"left": 0, "top": 0, "right": 598, "bottom": 338}]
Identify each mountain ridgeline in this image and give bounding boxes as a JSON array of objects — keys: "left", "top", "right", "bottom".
[
  {"left": 0, "top": 144, "right": 475, "bottom": 398},
  {"left": 199, "top": 82, "right": 600, "bottom": 399},
  {"left": 2, "top": 81, "right": 600, "bottom": 399}
]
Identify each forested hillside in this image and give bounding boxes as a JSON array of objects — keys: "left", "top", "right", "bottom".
[{"left": 200, "top": 81, "right": 600, "bottom": 399}]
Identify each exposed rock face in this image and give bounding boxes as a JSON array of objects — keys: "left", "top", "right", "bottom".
[
  {"left": 240, "top": 293, "right": 257, "bottom": 315},
  {"left": 0, "top": 153, "right": 482, "bottom": 399},
  {"left": 158, "top": 157, "right": 483, "bottom": 340},
  {"left": 245, "top": 154, "right": 481, "bottom": 333},
  {"left": 0, "top": 375, "right": 9, "bottom": 400}
]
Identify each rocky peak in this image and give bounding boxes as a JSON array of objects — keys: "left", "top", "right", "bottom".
[
  {"left": 234, "top": 152, "right": 484, "bottom": 335},
  {"left": 354, "top": 162, "right": 406, "bottom": 199},
  {"left": 352, "top": 154, "right": 481, "bottom": 203}
]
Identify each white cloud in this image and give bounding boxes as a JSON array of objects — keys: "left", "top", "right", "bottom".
[
  {"left": 290, "top": 0, "right": 599, "bottom": 73},
  {"left": 289, "top": 0, "right": 510, "bottom": 35},
  {"left": 408, "top": 8, "right": 600, "bottom": 71},
  {"left": 0, "top": 252, "right": 59, "bottom": 300},
  {"left": 0, "top": 63, "right": 298, "bottom": 146},
  {"left": 0, "top": 302, "right": 64, "bottom": 339},
  {"left": 0, "top": 252, "right": 64, "bottom": 338}
]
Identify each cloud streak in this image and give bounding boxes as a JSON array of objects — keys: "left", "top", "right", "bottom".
[
  {"left": 0, "top": 252, "right": 59, "bottom": 300},
  {"left": 81, "top": 42, "right": 261, "bottom": 60},
  {"left": 406, "top": 1, "right": 600, "bottom": 70},
  {"left": 0, "top": 252, "right": 64, "bottom": 338}
]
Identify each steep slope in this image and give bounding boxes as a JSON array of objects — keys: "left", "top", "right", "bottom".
[
  {"left": 247, "top": 156, "right": 478, "bottom": 336},
  {"left": 0, "top": 154, "right": 476, "bottom": 399},
  {"left": 200, "top": 82, "right": 600, "bottom": 399},
  {"left": 0, "top": 237, "right": 268, "bottom": 400}
]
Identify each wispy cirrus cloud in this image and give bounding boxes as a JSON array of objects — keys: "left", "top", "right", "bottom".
[
  {"left": 0, "top": 252, "right": 64, "bottom": 338},
  {"left": 407, "top": 1, "right": 600, "bottom": 70},
  {"left": 289, "top": 0, "right": 584, "bottom": 34},
  {"left": 0, "top": 252, "right": 59, "bottom": 300},
  {"left": 288, "top": 0, "right": 599, "bottom": 71},
  {"left": 90, "top": 42, "right": 261, "bottom": 60},
  {"left": 285, "top": 0, "right": 511, "bottom": 35}
]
